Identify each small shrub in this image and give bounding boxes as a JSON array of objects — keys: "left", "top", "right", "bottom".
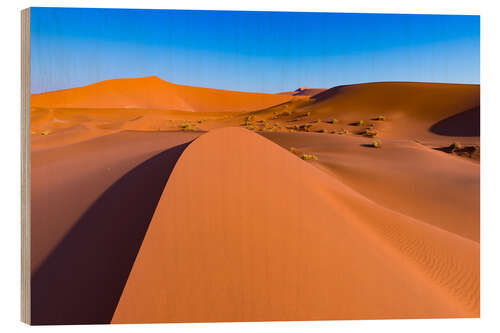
[
  {"left": 245, "top": 115, "right": 255, "bottom": 126},
  {"left": 361, "top": 129, "right": 378, "bottom": 137},
  {"left": 180, "top": 123, "right": 197, "bottom": 131},
  {"left": 319, "top": 129, "right": 327, "bottom": 133},
  {"left": 198, "top": 119, "right": 205, "bottom": 123},
  {"left": 374, "top": 115, "right": 386, "bottom": 121},
  {"left": 299, "top": 124, "right": 312, "bottom": 132},
  {"left": 41, "top": 130, "right": 50, "bottom": 136},
  {"left": 290, "top": 147, "right": 297, "bottom": 154},
  {"left": 449, "top": 142, "right": 462, "bottom": 150},
  {"left": 327, "top": 119, "right": 339, "bottom": 124},
  {"left": 372, "top": 140, "right": 381, "bottom": 148},
  {"left": 301, "top": 154, "right": 318, "bottom": 161},
  {"left": 354, "top": 120, "right": 364, "bottom": 126}
]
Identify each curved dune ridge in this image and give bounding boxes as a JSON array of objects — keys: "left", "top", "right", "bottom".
[
  {"left": 311, "top": 82, "right": 479, "bottom": 121},
  {"left": 112, "top": 127, "right": 479, "bottom": 323},
  {"left": 31, "top": 76, "right": 292, "bottom": 112},
  {"left": 302, "top": 82, "right": 480, "bottom": 139}
]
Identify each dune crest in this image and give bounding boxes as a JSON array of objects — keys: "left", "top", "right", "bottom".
[
  {"left": 31, "top": 76, "right": 292, "bottom": 112},
  {"left": 112, "top": 127, "right": 479, "bottom": 323},
  {"left": 304, "top": 82, "right": 480, "bottom": 140}
]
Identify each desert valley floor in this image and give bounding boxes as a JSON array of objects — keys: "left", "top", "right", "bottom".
[{"left": 30, "top": 76, "right": 480, "bottom": 324}]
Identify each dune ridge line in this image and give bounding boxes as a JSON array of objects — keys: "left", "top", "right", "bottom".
[{"left": 111, "top": 127, "right": 479, "bottom": 323}]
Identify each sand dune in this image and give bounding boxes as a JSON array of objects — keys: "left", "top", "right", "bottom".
[
  {"left": 29, "top": 79, "right": 480, "bottom": 324},
  {"left": 112, "top": 127, "right": 479, "bottom": 323},
  {"left": 30, "top": 130, "right": 203, "bottom": 325},
  {"left": 31, "top": 76, "right": 292, "bottom": 112},
  {"left": 31, "top": 80, "right": 480, "bottom": 151},
  {"left": 301, "top": 82, "right": 479, "bottom": 141},
  {"left": 31, "top": 131, "right": 201, "bottom": 274},
  {"left": 262, "top": 131, "right": 480, "bottom": 242},
  {"left": 279, "top": 87, "right": 327, "bottom": 96}
]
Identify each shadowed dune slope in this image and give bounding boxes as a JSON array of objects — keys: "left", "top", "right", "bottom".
[
  {"left": 430, "top": 106, "right": 480, "bottom": 137},
  {"left": 31, "top": 131, "right": 201, "bottom": 274},
  {"left": 31, "top": 76, "right": 292, "bottom": 112},
  {"left": 31, "top": 133, "right": 197, "bottom": 325},
  {"left": 112, "top": 127, "right": 479, "bottom": 323}
]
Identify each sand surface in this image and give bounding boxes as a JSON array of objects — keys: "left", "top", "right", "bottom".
[
  {"left": 31, "top": 131, "right": 200, "bottom": 273},
  {"left": 261, "top": 132, "right": 480, "bottom": 242},
  {"left": 30, "top": 78, "right": 480, "bottom": 324},
  {"left": 112, "top": 127, "right": 479, "bottom": 323}
]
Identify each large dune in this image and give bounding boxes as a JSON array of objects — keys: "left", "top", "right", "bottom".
[
  {"left": 30, "top": 130, "right": 202, "bottom": 325},
  {"left": 301, "top": 82, "right": 480, "bottom": 140},
  {"left": 112, "top": 127, "right": 479, "bottom": 323},
  {"left": 311, "top": 82, "right": 479, "bottom": 121},
  {"left": 31, "top": 76, "right": 292, "bottom": 112}
]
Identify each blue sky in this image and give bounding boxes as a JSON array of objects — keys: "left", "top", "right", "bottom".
[{"left": 30, "top": 8, "right": 480, "bottom": 94}]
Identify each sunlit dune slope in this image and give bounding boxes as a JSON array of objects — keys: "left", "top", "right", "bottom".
[
  {"left": 31, "top": 76, "right": 292, "bottom": 112},
  {"left": 261, "top": 131, "right": 480, "bottom": 242},
  {"left": 272, "top": 82, "right": 480, "bottom": 140},
  {"left": 311, "top": 82, "right": 479, "bottom": 121},
  {"left": 112, "top": 127, "right": 479, "bottom": 323}
]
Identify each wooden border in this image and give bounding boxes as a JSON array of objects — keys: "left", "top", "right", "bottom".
[{"left": 21, "top": 7, "right": 31, "bottom": 325}]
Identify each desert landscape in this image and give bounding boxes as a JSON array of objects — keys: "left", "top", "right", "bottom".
[{"left": 30, "top": 76, "right": 480, "bottom": 324}]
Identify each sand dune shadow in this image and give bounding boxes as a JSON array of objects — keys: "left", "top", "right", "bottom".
[
  {"left": 430, "top": 106, "right": 480, "bottom": 137},
  {"left": 31, "top": 141, "right": 192, "bottom": 325}
]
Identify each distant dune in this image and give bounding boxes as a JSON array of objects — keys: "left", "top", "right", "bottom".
[
  {"left": 31, "top": 76, "right": 292, "bottom": 112},
  {"left": 279, "top": 87, "right": 327, "bottom": 96},
  {"left": 112, "top": 127, "right": 479, "bottom": 323},
  {"left": 31, "top": 79, "right": 480, "bottom": 149},
  {"left": 312, "top": 82, "right": 478, "bottom": 127}
]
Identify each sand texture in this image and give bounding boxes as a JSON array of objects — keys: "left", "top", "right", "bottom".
[{"left": 30, "top": 77, "right": 479, "bottom": 324}]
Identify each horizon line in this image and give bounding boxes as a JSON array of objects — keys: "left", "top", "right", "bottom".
[{"left": 31, "top": 75, "right": 481, "bottom": 96}]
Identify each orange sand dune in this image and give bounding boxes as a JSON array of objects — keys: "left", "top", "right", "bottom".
[
  {"left": 30, "top": 81, "right": 480, "bottom": 151},
  {"left": 262, "top": 131, "right": 480, "bottom": 242},
  {"left": 300, "top": 82, "right": 479, "bottom": 141},
  {"left": 31, "top": 130, "right": 204, "bottom": 325},
  {"left": 279, "top": 87, "right": 326, "bottom": 96},
  {"left": 31, "top": 76, "right": 292, "bottom": 112},
  {"left": 112, "top": 127, "right": 479, "bottom": 323},
  {"left": 31, "top": 131, "right": 201, "bottom": 273}
]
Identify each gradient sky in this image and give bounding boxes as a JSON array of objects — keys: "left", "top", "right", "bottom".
[{"left": 30, "top": 7, "right": 480, "bottom": 94}]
